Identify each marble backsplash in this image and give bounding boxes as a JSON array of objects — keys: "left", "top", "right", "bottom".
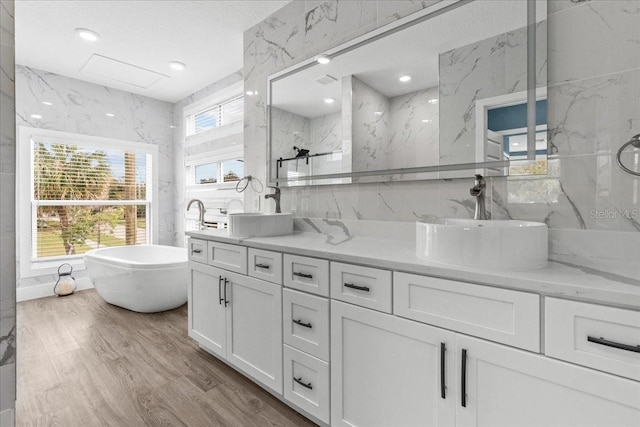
[{"left": 244, "top": 0, "right": 640, "bottom": 277}]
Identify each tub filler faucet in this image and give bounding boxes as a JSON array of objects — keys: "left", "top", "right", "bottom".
[
  {"left": 187, "top": 199, "right": 206, "bottom": 230},
  {"left": 470, "top": 174, "right": 488, "bottom": 220}
]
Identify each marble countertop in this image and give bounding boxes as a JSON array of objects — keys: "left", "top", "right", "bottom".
[{"left": 186, "top": 228, "right": 640, "bottom": 310}]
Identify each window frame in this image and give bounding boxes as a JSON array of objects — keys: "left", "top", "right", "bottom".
[{"left": 17, "top": 126, "right": 159, "bottom": 278}]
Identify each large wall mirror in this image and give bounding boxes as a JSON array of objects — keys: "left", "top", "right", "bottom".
[{"left": 268, "top": 0, "right": 547, "bottom": 186}]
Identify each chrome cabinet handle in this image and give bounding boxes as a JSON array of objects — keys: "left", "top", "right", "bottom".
[
  {"left": 293, "top": 271, "right": 313, "bottom": 279},
  {"left": 294, "top": 377, "right": 313, "bottom": 390},
  {"left": 588, "top": 336, "right": 640, "bottom": 353},
  {"left": 344, "top": 282, "right": 370, "bottom": 292},
  {"left": 255, "top": 263, "right": 270, "bottom": 270},
  {"left": 292, "top": 319, "right": 312, "bottom": 328}
]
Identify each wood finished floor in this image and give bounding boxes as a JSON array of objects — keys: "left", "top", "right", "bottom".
[{"left": 16, "top": 289, "right": 316, "bottom": 427}]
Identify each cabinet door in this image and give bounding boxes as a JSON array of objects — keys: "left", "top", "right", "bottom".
[
  {"left": 456, "top": 334, "right": 640, "bottom": 427},
  {"left": 188, "top": 262, "right": 227, "bottom": 358},
  {"left": 225, "top": 271, "right": 283, "bottom": 394},
  {"left": 331, "top": 301, "right": 455, "bottom": 427}
]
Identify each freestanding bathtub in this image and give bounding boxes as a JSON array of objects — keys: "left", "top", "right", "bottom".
[{"left": 84, "top": 245, "right": 188, "bottom": 313}]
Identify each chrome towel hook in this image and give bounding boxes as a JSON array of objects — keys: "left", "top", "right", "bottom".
[{"left": 616, "top": 134, "right": 640, "bottom": 176}]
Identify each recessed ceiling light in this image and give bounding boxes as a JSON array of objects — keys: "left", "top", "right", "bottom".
[
  {"left": 421, "top": 119, "right": 432, "bottom": 123},
  {"left": 169, "top": 125, "right": 176, "bottom": 129},
  {"left": 41, "top": 101, "right": 53, "bottom": 106},
  {"left": 30, "top": 114, "right": 42, "bottom": 119},
  {"left": 169, "top": 61, "right": 187, "bottom": 71},
  {"left": 324, "top": 98, "right": 335, "bottom": 104},
  {"left": 317, "top": 55, "right": 331, "bottom": 65},
  {"left": 428, "top": 98, "right": 439, "bottom": 104},
  {"left": 75, "top": 28, "right": 100, "bottom": 42},
  {"left": 399, "top": 75, "right": 412, "bottom": 82},
  {"left": 105, "top": 113, "right": 115, "bottom": 117}
]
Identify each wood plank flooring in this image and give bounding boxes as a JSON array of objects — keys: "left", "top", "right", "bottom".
[{"left": 16, "top": 289, "right": 316, "bottom": 427}]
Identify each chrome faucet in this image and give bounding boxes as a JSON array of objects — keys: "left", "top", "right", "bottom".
[
  {"left": 469, "top": 174, "right": 488, "bottom": 220},
  {"left": 187, "top": 199, "right": 206, "bottom": 229},
  {"left": 265, "top": 186, "right": 281, "bottom": 213}
]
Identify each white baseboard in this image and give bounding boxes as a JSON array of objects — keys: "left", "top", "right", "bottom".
[
  {"left": 16, "top": 278, "right": 93, "bottom": 302},
  {"left": 0, "top": 408, "right": 14, "bottom": 427}
]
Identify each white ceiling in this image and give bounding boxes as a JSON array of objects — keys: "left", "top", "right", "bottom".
[{"left": 15, "top": 0, "right": 290, "bottom": 103}]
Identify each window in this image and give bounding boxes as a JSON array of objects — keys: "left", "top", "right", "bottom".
[
  {"left": 186, "top": 158, "right": 244, "bottom": 186},
  {"left": 186, "top": 95, "right": 243, "bottom": 137},
  {"left": 18, "top": 127, "right": 158, "bottom": 276}
]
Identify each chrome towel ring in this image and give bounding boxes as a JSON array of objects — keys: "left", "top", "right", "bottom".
[{"left": 616, "top": 134, "right": 640, "bottom": 176}]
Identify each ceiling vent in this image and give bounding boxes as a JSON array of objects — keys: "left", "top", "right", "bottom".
[
  {"left": 315, "top": 74, "right": 338, "bottom": 85},
  {"left": 80, "top": 54, "right": 169, "bottom": 89}
]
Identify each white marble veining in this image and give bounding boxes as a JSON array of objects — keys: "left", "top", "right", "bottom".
[
  {"left": 187, "top": 219, "right": 640, "bottom": 310},
  {"left": 439, "top": 24, "right": 529, "bottom": 165},
  {"left": 388, "top": 86, "right": 439, "bottom": 170},
  {"left": 548, "top": 0, "right": 640, "bottom": 86},
  {"left": 351, "top": 76, "right": 390, "bottom": 173}
]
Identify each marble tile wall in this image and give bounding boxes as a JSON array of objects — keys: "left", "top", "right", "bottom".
[
  {"left": 351, "top": 76, "right": 390, "bottom": 173},
  {"left": 0, "top": 0, "right": 15, "bottom": 422},
  {"left": 388, "top": 86, "right": 439, "bottom": 170},
  {"left": 14, "top": 66, "right": 175, "bottom": 294},
  {"left": 244, "top": 0, "right": 640, "bottom": 279}
]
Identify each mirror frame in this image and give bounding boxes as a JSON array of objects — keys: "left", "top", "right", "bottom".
[{"left": 266, "top": 0, "right": 542, "bottom": 187}]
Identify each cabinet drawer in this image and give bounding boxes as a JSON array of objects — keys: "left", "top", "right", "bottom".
[
  {"left": 283, "top": 254, "right": 329, "bottom": 297},
  {"left": 546, "top": 298, "right": 640, "bottom": 381},
  {"left": 248, "top": 248, "right": 282, "bottom": 284},
  {"left": 188, "top": 238, "right": 207, "bottom": 263},
  {"left": 283, "top": 289, "right": 329, "bottom": 361},
  {"left": 394, "top": 272, "right": 540, "bottom": 352},
  {"left": 283, "top": 345, "right": 330, "bottom": 424},
  {"left": 207, "top": 241, "right": 247, "bottom": 274},
  {"left": 330, "top": 262, "right": 392, "bottom": 313}
]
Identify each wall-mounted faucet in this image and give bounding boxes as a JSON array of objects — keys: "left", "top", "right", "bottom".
[
  {"left": 265, "top": 186, "right": 281, "bottom": 213},
  {"left": 187, "top": 199, "right": 206, "bottom": 229},
  {"left": 469, "top": 174, "right": 488, "bottom": 220}
]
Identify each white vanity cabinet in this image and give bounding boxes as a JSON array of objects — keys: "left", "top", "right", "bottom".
[
  {"left": 331, "top": 300, "right": 456, "bottom": 427},
  {"left": 456, "top": 334, "right": 640, "bottom": 427},
  {"left": 187, "top": 235, "right": 640, "bottom": 427},
  {"left": 187, "top": 239, "right": 283, "bottom": 394}
]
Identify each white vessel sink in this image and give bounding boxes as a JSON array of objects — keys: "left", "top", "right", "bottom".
[
  {"left": 228, "top": 213, "right": 293, "bottom": 238},
  {"left": 416, "top": 218, "right": 548, "bottom": 270}
]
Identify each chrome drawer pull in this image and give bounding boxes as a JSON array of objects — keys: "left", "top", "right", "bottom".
[
  {"left": 344, "top": 282, "right": 370, "bottom": 292},
  {"left": 255, "top": 263, "right": 270, "bottom": 269},
  {"left": 294, "top": 377, "right": 313, "bottom": 390},
  {"left": 293, "top": 271, "right": 313, "bottom": 279},
  {"left": 293, "top": 319, "right": 312, "bottom": 328},
  {"left": 587, "top": 336, "right": 640, "bottom": 353}
]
